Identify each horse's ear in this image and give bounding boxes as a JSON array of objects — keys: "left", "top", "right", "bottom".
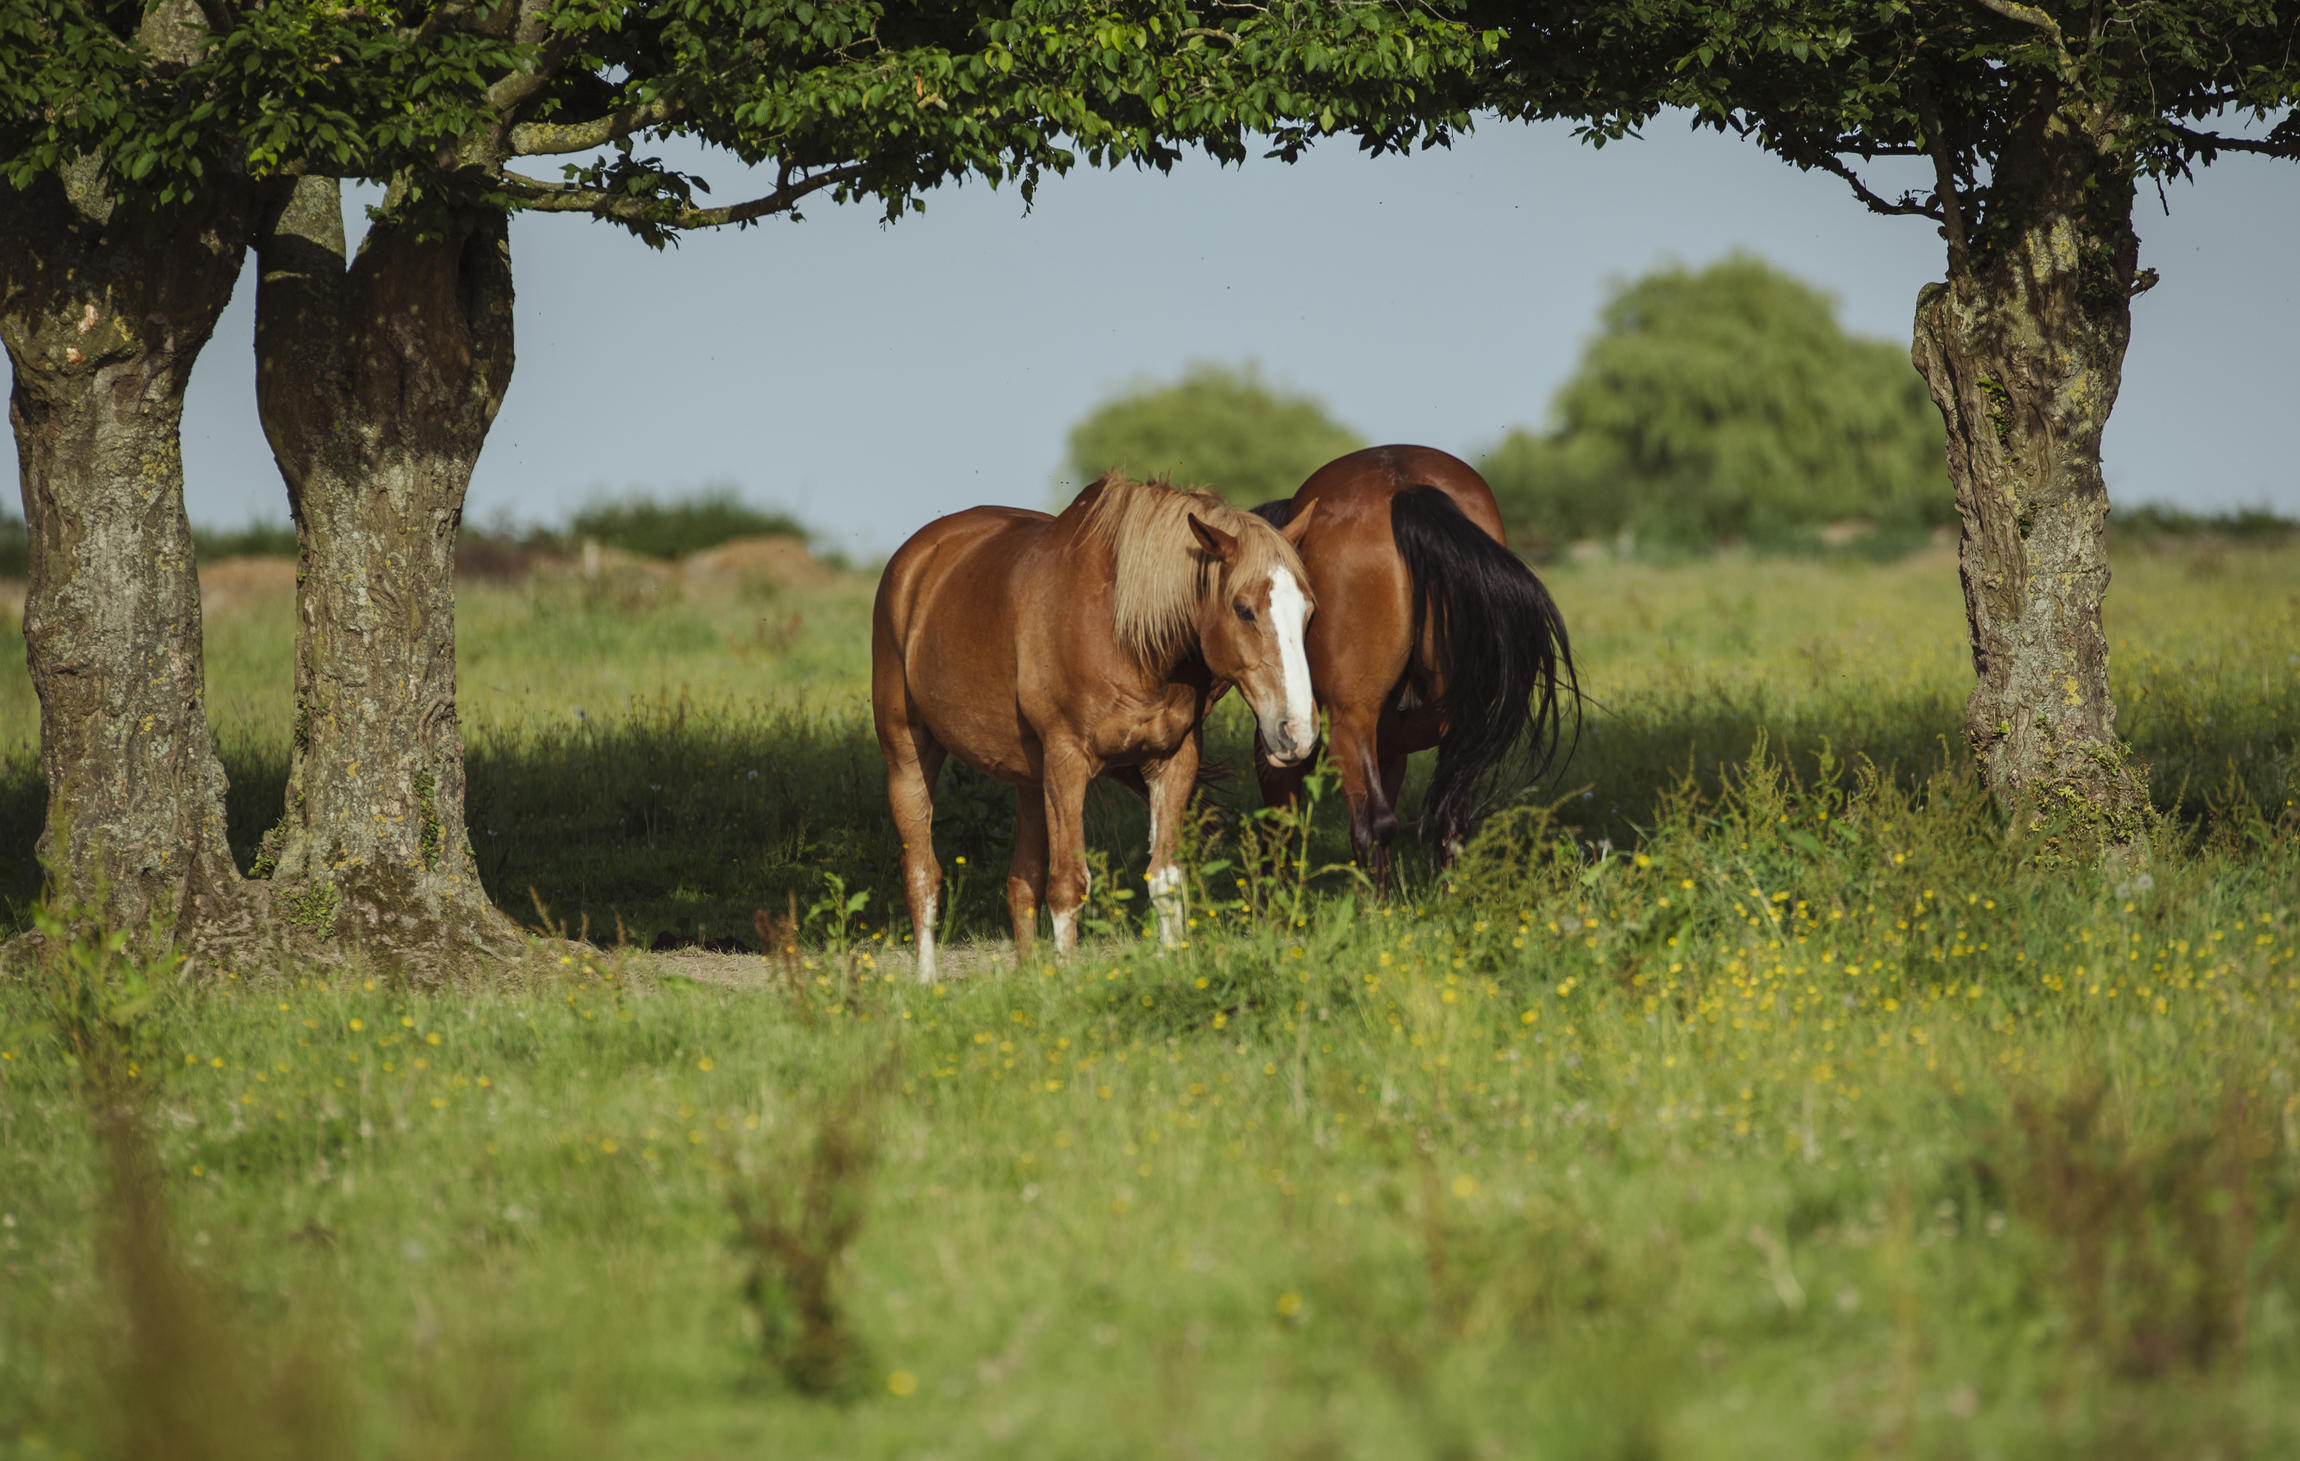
[
  {"left": 1188, "top": 514, "right": 1239, "bottom": 563},
  {"left": 1278, "top": 497, "right": 1318, "bottom": 547}
]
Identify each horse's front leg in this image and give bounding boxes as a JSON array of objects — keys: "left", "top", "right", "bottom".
[
  {"left": 1041, "top": 746, "right": 1095, "bottom": 959},
  {"left": 1141, "top": 735, "right": 1200, "bottom": 950},
  {"left": 1328, "top": 708, "right": 1398, "bottom": 888}
]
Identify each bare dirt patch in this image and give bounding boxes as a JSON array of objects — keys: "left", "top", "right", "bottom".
[
  {"left": 634, "top": 937, "right": 1134, "bottom": 990},
  {"left": 198, "top": 555, "right": 297, "bottom": 615},
  {"left": 680, "top": 535, "right": 837, "bottom": 595}
]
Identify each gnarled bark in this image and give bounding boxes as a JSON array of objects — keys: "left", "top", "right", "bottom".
[
  {"left": 0, "top": 162, "right": 267, "bottom": 951},
  {"left": 251, "top": 176, "right": 520, "bottom": 963},
  {"left": 1910, "top": 96, "right": 2152, "bottom": 853}
]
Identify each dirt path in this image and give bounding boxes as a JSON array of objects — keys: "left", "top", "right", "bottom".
[{"left": 638, "top": 939, "right": 1024, "bottom": 990}]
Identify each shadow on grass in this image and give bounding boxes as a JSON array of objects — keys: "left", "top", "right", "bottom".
[{"left": 0, "top": 674, "right": 2288, "bottom": 945}]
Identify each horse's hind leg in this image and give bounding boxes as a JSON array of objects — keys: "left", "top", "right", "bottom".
[
  {"left": 1007, "top": 787, "right": 1049, "bottom": 958},
  {"left": 883, "top": 730, "right": 947, "bottom": 982}
]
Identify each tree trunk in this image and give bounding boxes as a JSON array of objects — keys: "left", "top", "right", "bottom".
[
  {"left": 250, "top": 177, "right": 520, "bottom": 962},
  {"left": 0, "top": 162, "right": 267, "bottom": 951},
  {"left": 1910, "top": 99, "right": 2152, "bottom": 854}
]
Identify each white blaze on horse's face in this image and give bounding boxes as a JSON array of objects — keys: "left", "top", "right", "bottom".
[{"left": 1261, "top": 568, "right": 1316, "bottom": 764}]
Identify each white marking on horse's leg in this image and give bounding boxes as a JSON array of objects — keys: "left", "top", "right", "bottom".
[
  {"left": 1149, "top": 864, "right": 1185, "bottom": 948},
  {"left": 1146, "top": 806, "right": 1184, "bottom": 948},
  {"left": 1267, "top": 569, "right": 1316, "bottom": 754},
  {"left": 915, "top": 891, "right": 939, "bottom": 983}
]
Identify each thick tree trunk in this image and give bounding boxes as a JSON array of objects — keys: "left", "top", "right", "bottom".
[
  {"left": 251, "top": 177, "right": 520, "bottom": 962},
  {"left": 1910, "top": 101, "right": 2152, "bottom": 853},
  {"left": 0, "top": 163, "right": 267, "bottom": 950}
]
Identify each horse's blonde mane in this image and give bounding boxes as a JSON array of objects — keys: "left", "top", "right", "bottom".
[{"left": 1078, "top": 473, "right": 1305, "bottom": 667}]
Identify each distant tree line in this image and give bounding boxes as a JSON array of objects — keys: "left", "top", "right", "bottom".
[
  {"left": 0, "top": 489, "right": 810, "bottom": 578},
  {"left": 1061, "top": 255, "right": 2294, "bottom": 557}
]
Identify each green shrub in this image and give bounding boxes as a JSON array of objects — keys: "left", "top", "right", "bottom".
[
  {"left": 569, "top": 487, "right": 807, "bottom": 560},
  {"left": 2110, "top": 502, "right": 2297, "bottom": 541},
  {"left": 1062, "top": 361, "right": 1364, "bottom": 506}
]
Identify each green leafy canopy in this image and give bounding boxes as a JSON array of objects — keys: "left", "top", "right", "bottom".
[
  {"left": 1473, "top": 0, "right": 2297, "bottom": 257},
  {"left": 2, "top": 1, "right": 1498, "bottom": 238}
]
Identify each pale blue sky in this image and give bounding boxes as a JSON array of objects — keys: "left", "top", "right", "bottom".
[{"left": 9, "top": 116, "right": 2294, "bottom": 557}]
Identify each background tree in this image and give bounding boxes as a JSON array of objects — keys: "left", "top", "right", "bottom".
[
  {"left": 1478, "top": 0, "right": 2297, "bottom": 843},
  {"left": 1063, "top": 361, "right": 1365, "bottom": 506},
  {"left": 1481, "top": 254, "right": 1950, "bottom": 552}
]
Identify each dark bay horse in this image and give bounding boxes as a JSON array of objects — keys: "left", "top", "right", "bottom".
[
  {"left": 1251, "top": 445, "right": 1576, "bottom": 878},
  {"left": 873, "top": 474, "right": 1318, "bottom": 979}
]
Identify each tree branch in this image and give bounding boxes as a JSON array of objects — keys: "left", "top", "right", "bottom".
[
  {"left": 1970, "top": 0, "right": 2066, "bottom": 48},
  {"left": 510, "top": 98, "right": 685, "bottom": 156},
  {"left": 2165, "top": 123, "right": 2299, "bottom": 160},
  {"left": 1914, "top": 84, "right": 1971, "bottom": 278},
  {"left": 497, "top": 161, "right": 871, "bottom": 228},
  {"left": 1969, "top": 0, "right": 2081, "bottom": 80},
  {"left": 485, "top": 0, "right": 581, "bottom": 119},
  {"left": 1813, "top": 152, "right": 1944, "bottom": 219}
]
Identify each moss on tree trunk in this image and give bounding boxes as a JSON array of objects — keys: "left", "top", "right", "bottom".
[
  {"left": 251, "top": 177, "right": 520, "bottom": 964},
  {"left": 0, "top": 162, "right": 267, "bottom": 952},
  {"left": 1910, "top": 97, "right": 2153, "bottom": 855}
]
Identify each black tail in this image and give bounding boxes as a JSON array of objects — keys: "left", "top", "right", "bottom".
[{"left": 1391, "top": 486, "right": 1579, "bottom": 846}]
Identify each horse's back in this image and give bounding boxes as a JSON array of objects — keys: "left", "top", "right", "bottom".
[
  {"left": 873, "top": 506, "right": 1055, "bottom": 770},
  {"left": 876, "top": 506, "right": 1051, "bottom": 638}
]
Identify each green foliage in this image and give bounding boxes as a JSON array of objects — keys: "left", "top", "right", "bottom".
[
  {"left": 21, "top": 905, "right": 172, "bottom": 1084},
  {"left": 278, "top": 882, "right": 339, "bottom": 940},
  {"left": 1475, "top": 0, "right": 2298, "bottom": 253},
  {"left": 568, "top": 488, "right": 807, "bottom": 560},
  {"left": 1063, "top": 362, "right": 1364, "bottom": 506},
  {"left": 1481, "top": 255, "right": 1951, "bottom": 552},
  {"left": 1, "top": 0, "right": 1494, "bottom": 241},
  {"left": 0, "top": 0, "right": 521, "bottom": 205}
]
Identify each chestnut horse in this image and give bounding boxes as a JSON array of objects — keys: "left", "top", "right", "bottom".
[
  {"left": 873, "top": 474, "right": 1318, "bottom": 980},
  {"left": 1251, "top": 445, "right": 1576, "bottom": 878}
]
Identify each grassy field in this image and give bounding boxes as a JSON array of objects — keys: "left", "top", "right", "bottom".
[{"left": 0, "top": 536, "right": 2296, "bottom": 1459}]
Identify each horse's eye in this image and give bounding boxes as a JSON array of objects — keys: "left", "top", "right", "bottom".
[{"left": 1233, "top": 603, "right": 1256, "bottom": 624}]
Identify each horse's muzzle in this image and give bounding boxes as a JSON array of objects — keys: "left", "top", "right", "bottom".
[{"left": 1262, "top": 722, "right": 1314, "bottom": 767}]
